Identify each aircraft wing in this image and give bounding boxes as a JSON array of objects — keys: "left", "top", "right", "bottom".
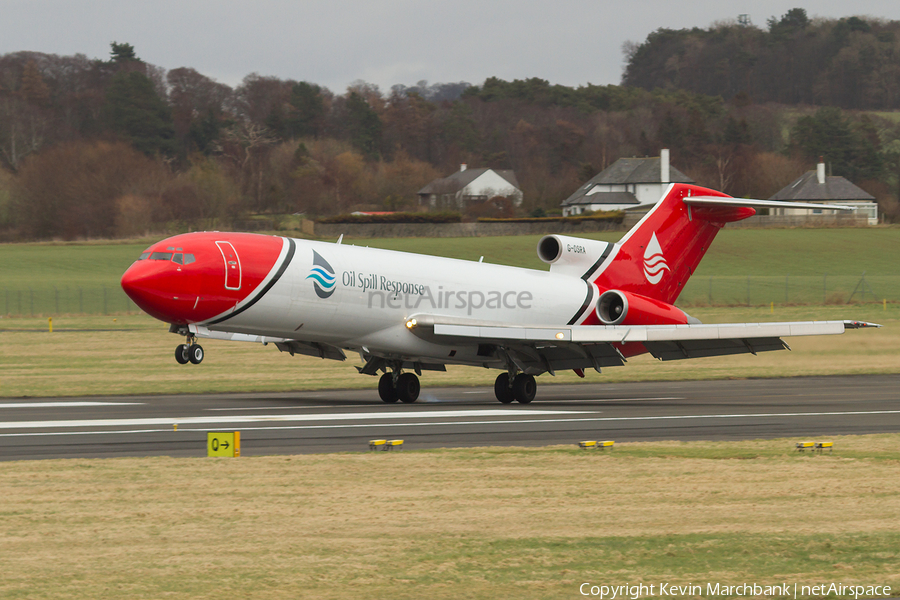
[{"left": 415, "top": 318, "right": 879, "bottom": 373}]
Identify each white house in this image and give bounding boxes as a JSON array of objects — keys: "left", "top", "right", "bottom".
[
  {"left": 769, "top": 161, "right": 878, "bottom": 225},
  {"left": 561, "top": 150, "right": 693, "bottom": 216},
  {"left": 418, "top": 165, "right": 523, "bottom": 210}
]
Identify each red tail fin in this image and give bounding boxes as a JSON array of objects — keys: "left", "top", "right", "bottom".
[{"left": 591, "top": 184, "right": 755, "bottom": 304}]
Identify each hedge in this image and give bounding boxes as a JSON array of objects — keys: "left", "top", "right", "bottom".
[
  {"left": 316, "top": 212, "right": 463, "bottom": 224},
  {"left": 476, "top": 211, "right": 624, "bottom": 224}
]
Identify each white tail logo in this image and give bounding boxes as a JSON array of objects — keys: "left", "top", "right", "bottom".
[{"left": 643, "top": 232, "right": 670, "bottom": 284}]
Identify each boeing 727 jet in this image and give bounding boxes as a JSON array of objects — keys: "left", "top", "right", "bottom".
[{"left": 121, "top": 183, "right": 878, "bottom": 404}]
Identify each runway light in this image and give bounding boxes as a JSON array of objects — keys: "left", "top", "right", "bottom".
[
  {"left": 599, "top": 441, "right": 615, "bottom": 450},
  {"left": 386, "top": 439, "right": 404, "bottom": 451},
  {"left": 815, "top": 441, "right": 833, "bottom": 454},
  {"left": 406, "top": 318, "right": 417, "bottom": 330},
  {"left": 796, "top": 441, "right": 815, "bottom": 452},
  {"left": 369, "top": 439, "right": 386, "bottom": 451},
  {"left": 579, "top": 441, "right": 597, "bottom": 449}
]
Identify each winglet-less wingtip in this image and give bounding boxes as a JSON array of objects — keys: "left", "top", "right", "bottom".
[{"left": 843, "top": 320, "right": 882, "bottom": 329}]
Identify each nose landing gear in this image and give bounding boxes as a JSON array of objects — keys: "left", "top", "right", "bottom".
[
  {"left": 175, "top": 335, "right": 204, "bottom": 365},
  {"left": 188, "top": 344, "right": 204, "bottom": 364}
]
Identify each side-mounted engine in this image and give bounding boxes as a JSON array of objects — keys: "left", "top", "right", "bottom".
[
  {"left": 537, "top": 234, "right": 612, "bottom": 278},
  {"left": 596, "top": 289, "right": 699, "bottom": 326}
]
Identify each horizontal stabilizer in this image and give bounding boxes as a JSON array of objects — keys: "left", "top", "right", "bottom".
[{"left": 684, "top": 196, "right": 856, "bottom": 212}]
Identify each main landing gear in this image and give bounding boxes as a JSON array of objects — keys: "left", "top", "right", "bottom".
[
  {"left": 378, "top": 371, "right": 420, "bottom": 403},
  {"left": 494, "top": 372, "right": 536, "bottom": 404},
  {"left": 175, "top": 335, "right": 204, "bottom": 365}
]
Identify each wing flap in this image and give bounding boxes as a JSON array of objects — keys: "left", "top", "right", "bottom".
[{"left": 644, "top": 337, "right": 787, "bottom": 361}]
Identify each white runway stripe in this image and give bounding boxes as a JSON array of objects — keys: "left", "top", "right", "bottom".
[
  {"left": 0, "top": 409, "right": 587, "bottom": 430},
  {"left": 0, "top": 402, "right": 144, "bottom": 409},
  {"left": 1, "top": 408, "right": 899, "bottom": 439}
]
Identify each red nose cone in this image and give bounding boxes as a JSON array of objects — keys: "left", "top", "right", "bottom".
[
  {"left": 121, "top": 232, "right": 287, "bottom": 325},
  {"left": 121, "top": 259, "right": 195, "bottom": 324}
]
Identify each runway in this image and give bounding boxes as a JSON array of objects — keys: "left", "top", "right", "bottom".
[{"left": 1, "top": 374, "right": 899, "bottom": 460}]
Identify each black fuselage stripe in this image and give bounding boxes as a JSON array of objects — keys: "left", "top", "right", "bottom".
[
  {"left": 208, "top": 238, "right": 296, "bottom": 325},
  {"left": 581, "top": 244, "right": 613, "bottom": 281},
  {"left": 568, "top": 281, "right": 595, "bottom": 325}
]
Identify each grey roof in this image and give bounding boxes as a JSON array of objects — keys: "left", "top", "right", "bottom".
[
  {"left": 592, "top": 157, "right": 693, "bottom": 185},
  {"left": 564, "top": 191, "right": 639, "bottom": 206},
  {"left": 561, "top": 156, "right": 693, "bottom": 207},
  {"left": 418, "top": 168, "right": 520, "bottom": 195},
  {"left": 769, "top": 171, "right": 876, "bottom": 202}
]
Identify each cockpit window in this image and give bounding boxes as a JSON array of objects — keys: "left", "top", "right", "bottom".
[
  {"left": 172, "top": 253, "right": 183, "bottom": 265},
  {"left": 138, "top": 252, "right": 150, "bottom": 261},
  {"left": 149, "top": 252, "right": 173, "bottom": 261},
  {"left": 183, "top": 253, "right": 196, "bottom": 265}
]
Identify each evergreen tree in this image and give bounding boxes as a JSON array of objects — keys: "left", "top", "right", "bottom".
[
  {"left": 790, "top": 107, "right": 883, "bottom": 181},
  {"left": 657, "top": 111, "right": 685, "bottom": 150},
  {"left": 723, "top": 116, "right": 752, "bottom": 145},
  {"left": 345, "top": 91, "right": 382, "bottom": 159},
  {"left": 110, "top": 42, "right": 138, "bottom": 63},
  {"left": 286, "top": 82, "right": 325, "bottom": 139},
  {"left": 189, "top": 108, "right": 222, "bottom": 154},
  {"left": 104, "top": 71, "right": 175, "bottom": 156}
]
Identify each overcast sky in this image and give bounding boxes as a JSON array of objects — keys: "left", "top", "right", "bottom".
[{"left": 2, "top": 1, "right": 899, "bottom": 94}]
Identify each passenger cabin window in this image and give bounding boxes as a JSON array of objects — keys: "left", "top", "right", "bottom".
[
  {"left": 150, "top": 252, "right": 173, "bottom": 260},
  {"left": 138, "top": 252, "right": 150, "bottom": 260}
]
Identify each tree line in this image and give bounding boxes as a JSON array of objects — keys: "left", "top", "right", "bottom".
[
  {"left": 1, "top": 15, "right": 899, "bottom": 241},
  {"left": 623, "top": 9, "right": 900, "bottom": 109}
]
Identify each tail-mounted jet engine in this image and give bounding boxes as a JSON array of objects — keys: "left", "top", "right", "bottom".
[{"left": 596, "top": 289, "right": 694, "bottom": 326}]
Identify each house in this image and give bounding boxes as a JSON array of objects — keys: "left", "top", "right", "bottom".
[
  {"left": 418, "top": 165, "right": 522, "bottom": 210},
  {"left": 561, "top": 150, "right": 693, "bottom": 216},
  {"left": 769, "top": 161, "right": 878, "bottom": 225}
]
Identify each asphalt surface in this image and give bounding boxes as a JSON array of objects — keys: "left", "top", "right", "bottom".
[{"left": 1, "top": 374, "right": 899, "bottom": 461}]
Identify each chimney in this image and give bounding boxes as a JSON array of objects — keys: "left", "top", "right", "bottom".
[
  {"left": 460, "top": 163, "right": 467, "bottom": 172},
  {"left": 660, "top": 149, "right": 670, "bottom": 183},
  {"left": 817, "top": 158, "right": 825, "bottom": 184}
]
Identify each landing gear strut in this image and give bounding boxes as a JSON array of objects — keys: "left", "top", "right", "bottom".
[
  {"left": 494, "top": 372, "right": 536, "bottom": 404},
  {"left": 175, "top": 335, "right": 204, "bottom": 365},
  {"left": 378, "top": 370, "right": 420, "bottom": 403}
]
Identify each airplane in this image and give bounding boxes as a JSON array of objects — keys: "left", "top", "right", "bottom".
[{"left": 121, "top": 183, "right": 879, "bottom": 404}]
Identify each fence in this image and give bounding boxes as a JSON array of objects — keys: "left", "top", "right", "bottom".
[
  {"left": 677, "top": 274, "right": 900, "bottom": 307},
  {"left": 1, "top": 286, "right": 136, "bottom": 317},
  {"left": 1, "top": 275, "right": 897, "bottom": 317}
]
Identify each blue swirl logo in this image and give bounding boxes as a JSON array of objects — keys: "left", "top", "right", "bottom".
[{"left": 307, "top": 250, "right": 336, "bottom": 298}]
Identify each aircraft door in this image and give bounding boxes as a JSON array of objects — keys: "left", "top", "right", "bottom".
[{"left": 216, "top": 241, "right": 242, "bottom": 290}]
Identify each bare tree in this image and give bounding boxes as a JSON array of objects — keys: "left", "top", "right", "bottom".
[{"left": 223, "top": 122, "right": 279, "bottom": 211}]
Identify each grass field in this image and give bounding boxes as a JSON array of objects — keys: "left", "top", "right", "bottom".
[
  {"left": 2, "top": 436, "right": 899, "bottom": 599},
  {"left": 0, "top": 305, "right": 895, "bottom": 398}
]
